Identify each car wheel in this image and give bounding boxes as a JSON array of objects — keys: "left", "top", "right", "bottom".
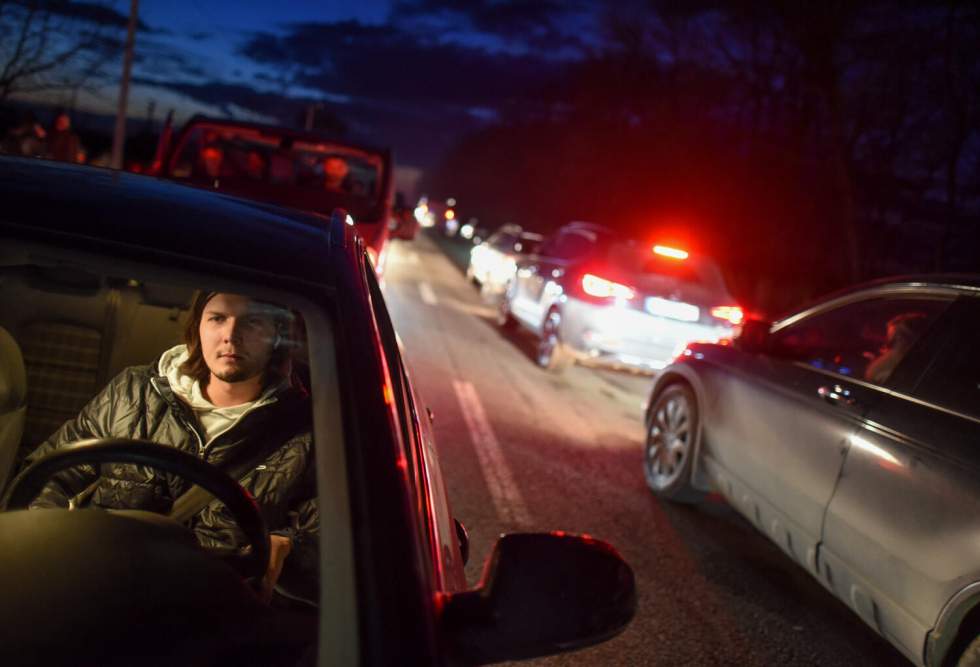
[
  {"left": 644, "top": 383, "right": 703, "bottom": 503},
  {"left": 536, "top": 308, "right": 573, "bottom": 373},
  {"left": 497, "top": 290, "right": 517, "bottom": 330},
  {"left": 956, "top": 634, "right": 980, "bottom": 667}
]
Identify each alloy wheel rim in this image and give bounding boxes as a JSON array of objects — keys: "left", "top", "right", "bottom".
[
  {"left": 497, "top": 296, "right": 511, "bottom": 325},
  {"left": 645, "top": 393, "right": 691, "bottom": 489},
  {"left": 537, "top": 311, "right": 560, "bottom": 366}
]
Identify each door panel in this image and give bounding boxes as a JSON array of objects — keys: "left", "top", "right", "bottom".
[
  {"left": 820, "top": 297, "right": 980, "bottom": 663},
  {"left": 701, "top": 351, "right": 871, "bottom": 576},
  {"left": 703, "top": 294, "right": 952, "bottom": 583},
  {"left": 821, "top": 399, "right": 980, "bottom": 664}
]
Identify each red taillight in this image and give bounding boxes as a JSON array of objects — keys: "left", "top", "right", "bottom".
[
  {"left": 711, "top": 305, "right": 744, "bottom": 326},
  {"left": 653, "top": 245, "right": 689, "bottom": 260},
  {"left": 581, "top": 273, "right": 635, "bottom": 300}
]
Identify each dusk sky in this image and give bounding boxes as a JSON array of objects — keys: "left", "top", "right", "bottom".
[{"left": 72, "top": 0, "right": 611, "bottom": 171}]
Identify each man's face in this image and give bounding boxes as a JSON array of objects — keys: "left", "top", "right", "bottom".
[{"left": 199, "top": 293, "right": 278, "bottom": 384}]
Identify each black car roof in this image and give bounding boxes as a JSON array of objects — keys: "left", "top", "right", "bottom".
[{"left": 0, "top": 156, "right": 348, "bottom": 287}]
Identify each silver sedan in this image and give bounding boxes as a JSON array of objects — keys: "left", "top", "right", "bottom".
[{"left": 643, "top": 276, "right": 980, "bottom": 667}]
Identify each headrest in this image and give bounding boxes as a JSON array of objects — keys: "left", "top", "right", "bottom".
[{"left": 0, "top": 327, "right": 27, "bottom": 411}]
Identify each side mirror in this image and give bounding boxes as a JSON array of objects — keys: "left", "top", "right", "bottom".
[
  {"left": 735, "top": 319, "right": 772, "bottom": 354},
  {"left": 442, "top": 532, "right": 635, "bottom": 664}
]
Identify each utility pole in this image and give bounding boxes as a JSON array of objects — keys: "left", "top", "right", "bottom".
[{"left": 110, "top": 0, "right": 139, "bottom": 170}]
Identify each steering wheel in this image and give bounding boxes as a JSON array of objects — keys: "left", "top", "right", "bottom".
[{"left": 1, "top": 438, "right": 270, "bottom": 579}]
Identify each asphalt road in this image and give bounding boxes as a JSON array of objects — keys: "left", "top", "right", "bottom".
[{"left": 381, "top": 231, "right": 911, "bottom": 667}]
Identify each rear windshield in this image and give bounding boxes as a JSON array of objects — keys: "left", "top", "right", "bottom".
[
  {"left": 168, "top": 124, "right": 386, "bottom": 221},
  {"left": 608, "top": 242, "right": 703, "bottom": 285}
]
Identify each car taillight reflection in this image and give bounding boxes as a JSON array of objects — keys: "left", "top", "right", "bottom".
[
  {"left": 710, "top": 305, "right": 744, "bottom": 326},
  {"left": 582, "top": 273, "right": 635, "bottom": 300}
]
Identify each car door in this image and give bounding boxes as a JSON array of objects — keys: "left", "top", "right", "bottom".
[
  {"left": 702, "top": 293, "right": 950, "bottom": 578},
  {"left": 819, "top": 294, "right": 980, "bottom": 665},
  {"left": 509, "top": 232, "right": 555, "bottom": 326}
]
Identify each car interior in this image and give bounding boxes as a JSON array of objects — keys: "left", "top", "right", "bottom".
[{"left": 0, "top": 242, "right": 347, "bottom": 665}]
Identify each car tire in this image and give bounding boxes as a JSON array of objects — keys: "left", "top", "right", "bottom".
[
  {"left": 644, "top": 383, "right": 703, "bottom": 503},
  {"left": 956, "top": 634, "right": 980, "bottom": 667},
  {"left": 536, "top": 307, "right": 573, "bottom": 373},
  {"left": 497, "top": 291, "right": 517, "bottom": 330}
]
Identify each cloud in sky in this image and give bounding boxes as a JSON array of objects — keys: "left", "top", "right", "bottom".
[
  {"left": 238, "top": 20, "right": 566, "bottom": 110},
  {"left": 22, "top": 1, "right": 608, "bottom": 167}
]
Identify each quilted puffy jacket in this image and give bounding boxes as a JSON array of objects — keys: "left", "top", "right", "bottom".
[{"left": 26, "top": 361, "right": 318, "bottom": 600}]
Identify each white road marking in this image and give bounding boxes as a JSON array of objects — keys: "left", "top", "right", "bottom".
[
  {"left": 452, "top": 380, "right": 532, "bottom": 528},
  {"left": 418, "top": 282, "right": 438, "bottom": 305}
]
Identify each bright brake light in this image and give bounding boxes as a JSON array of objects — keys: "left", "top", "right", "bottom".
[
  {"left": 711, "top": 305, "right": 744, "bottom": 325},
  {"left": 582, "top": 273, "right": 635, "bottom": 300},
  {"left": 653, "top": 245, "right": 689, "bottom": 260}
]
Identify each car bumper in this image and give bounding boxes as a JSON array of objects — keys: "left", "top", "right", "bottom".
[{"left": 561, "top": 297, "right": 734, "bottom": 371}]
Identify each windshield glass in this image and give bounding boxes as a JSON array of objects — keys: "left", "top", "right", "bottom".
[
  {"left": 608, "top": 242, "right": 703, "bottom": 285},
  {"left": 0, "top": 250, "right": 332, "bottom": 649}
]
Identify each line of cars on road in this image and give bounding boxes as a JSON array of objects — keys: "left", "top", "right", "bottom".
[
  {"left": 467, "top": 220, "right": 743, "bottom": 374},
  {"left": 464, "top": 219, "right": 980, "bottom": 667}
]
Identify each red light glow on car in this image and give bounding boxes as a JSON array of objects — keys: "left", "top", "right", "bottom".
[
  {"left": 382, "top": 382, "right": 395, "bottom": 405},
  {"left": 582, "top": 273, "right": 635, "bottom": 300},
  {"left": 653, "top": 245, "right": 689, "bottom": 260},
  {"left": 710, "top": 305, "right": 744, "bottom": 325}
]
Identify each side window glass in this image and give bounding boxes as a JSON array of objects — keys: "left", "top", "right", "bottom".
[
  {"left": 554, "top": 231, "right": 595, "bottom": 259},
  {"left": 364, "top": 260, "right": 433, "bottom": 540},
  {"left": 536, "top": 233, "right": 561, "bottom": 257},
  {"left": 770, "top": 297, "right": 950, "bottom": 385},
  {"left": 914, "top": 297, "right": 980, "bottom": 419},
  {"left": 491, "top": 233, "right": 517, "bottom": 251}
]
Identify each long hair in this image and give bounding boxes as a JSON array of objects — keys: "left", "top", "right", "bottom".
[{"left": 178, "top": 291, "right": 293, "bottom": 388}]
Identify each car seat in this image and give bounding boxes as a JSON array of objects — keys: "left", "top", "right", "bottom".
[{"left": 0, "top": 326, "right": 27, "bottom": 495}]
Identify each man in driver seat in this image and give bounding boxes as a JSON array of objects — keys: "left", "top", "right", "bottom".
[{"left": 25, "top": 292, "right": 317, "bottom": 606}]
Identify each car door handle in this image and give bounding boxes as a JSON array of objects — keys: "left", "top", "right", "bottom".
[{"left": 818, "top": 384, "right": 857, "bottom": 407}]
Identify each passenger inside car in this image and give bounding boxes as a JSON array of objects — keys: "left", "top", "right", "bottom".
[{"left": 864, "top": 311, "right": 930, "bottom": 384}]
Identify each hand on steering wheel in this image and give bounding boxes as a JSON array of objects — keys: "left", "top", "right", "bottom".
[{"left": 1, "top": 438, "right": 271, "bottom": 580}]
